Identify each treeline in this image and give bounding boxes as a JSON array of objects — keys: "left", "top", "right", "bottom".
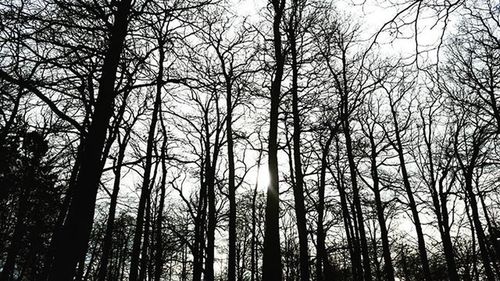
[{"left": 0, "top": 0, "right": 499, "bottom": 281}]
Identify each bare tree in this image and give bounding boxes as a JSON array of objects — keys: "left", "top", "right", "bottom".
[{"left": 262, "top": 1, "right": 286, "bottom": 281}]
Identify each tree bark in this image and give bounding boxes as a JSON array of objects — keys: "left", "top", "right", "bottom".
[
  {"left": 419, "top": 109, "right": 459, "bottom": 281},
  {"left": 96, "top": 133, "right": 129, "bottom": 281},
  {"left": 329, "top": 139, "right": 360, "bottom": 281},
  {"left": 455, "top": 130, "right": 496, "bottom": 281},
  {"left": 128, "top": 34, "right": 169, "bottom": 281},
  {"left": 464, "top": 175, "right": 495, "bottom": 281},
  {"left": 220, "top": 49, "right": 237, "bottom": 281},
  {"left": 203, "top": 99, "right": 222, "bottom": 281},
  {"left": 262, "top": 1, "right": 286, "bottom": 281},
  {"left": 47, "top": 0, "right": 132, "bottom": 279},
  {"left": 139, "top": 193, "right": 152, "bottom": 281},
  {"left": 154, "top": 131, "right": 168, "bottom": 281},
  {"left": 342, "top": 113, "right": 372, "bottom": 281},
  {"left": 204, "top": 162, "right": 216, "bottom": 281},
  {"left": 366, "top": 135, "right": 394, "bottom": 281},
  {"left": 251, "top": 149, "right": 262, "bottom": 281},
  {"left": 316, "top": 127, "right": 335, "bottom": 281},
  {"left": 192, "top": 171, "right": 207, "bottom": 281},
  {"left": 288, "top": 3, "right": 310, "bottom": 280},
  {"left": 129, "top": 40, "right": 164, "bottom": 281},
  {"left": 388, "top": 99, "right": 431, "bottom": 281}
]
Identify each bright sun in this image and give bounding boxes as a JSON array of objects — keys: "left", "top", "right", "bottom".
[{"left": 257, "top": 165, "right": 270, "bottom": 191}]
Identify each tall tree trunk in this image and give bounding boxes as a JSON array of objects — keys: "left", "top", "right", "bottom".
[
  {"left": 432, "top": 167, "right": 460, "bottom": 281},
  {"left": 204, "top": 161, "right": 217, "bottom": 281},
  {"left": 97, "top": 133, "right": 129, "bottom": 281},
  {"left": 251, "top": 149, "right": 262, "bottom": 281},
  {"left": 420, "top": 111, "right": 459, "bottom": 281},
  {"left": 48, "top": 0, "right": 132, "bottom": 279},
  {"left": 203, "top": 99, "right": 222, "bottom": 281},
  {"left": 456, "top": 136, "right": 496, "bottom": 281},
  {"left": 262, "top": 1, "right": 285, "bottom": 281},
  {"left": 153, "top": 38, "right": 167, "bottom": 281},
  {"left": 394, "top": 137, "right": 431, "bottom": 281},
  {"left": 329, "top": 139, "right": 360, "bottom": 281},
  {"left": 139, "top": 194, "right": 152, "bottom": 281},
  {"left": 129, "top": 36, "right": 165, "bottom": 280},
  {"left": 342, "top": 116, "right": 372, "bottom": 281},
  {"left": 464, "top": 176, "right": 495, "bottom": 281},
  {"left": 223, "top": 55, "right": 237, "bottom": 281},
  {"left": 181, "top": 243, "right": 188, "bottom": 281},
  {"left": 438, "top": 179, "right": 460, "bottom": 281},
  {"left": 370, "top": 229, "right": 382, "bottom": 281},
  {"left": 288, "top": 4, "right": 310, "bottom": 280},
  {"left": 367, "top": 136, "right": 394, "bottom": 281},
  {"left": 192, "top": 175, "right": 207, "bottom": 281},
  {"left": 476, "top": 183, "right": 500, "bottom": 276},
  {"left": 154, "top": 130, "right": 168, "bottom": 281},
  {"left": 337, "top": 42, "right": 371, "bottom": 279},
  {"left": 316, "top": 127, "right": 335, "bottom": 281},
  {"left": 388, "top": 102, "right": 431, "bottom": 281},
  {"left": 94, "top": 81, "right": 131, "bottom": 281},
  {"left": 42, "top": 129, "right": 85, "bottom": 280}
]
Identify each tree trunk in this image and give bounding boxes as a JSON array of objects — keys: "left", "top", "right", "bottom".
[
  {"left": 420, "top": 113, "right": 460, "bottom": 281},
  {"left": 139, "top": 193, "right": 152, "bottom": 281},
  {"left": 388, "top": 103, "right": 431, "bottom": 281},
  {"left": 41, "top": 136, "right": 84, "bottom": 281},
  {"left": 316, "top": 127, "right": 334, "bottom": 281},
  {"left": 97, "top": 134, "right": 129, "bottom": 281},
  {"left": 153, "top": 38, "right": 168, "bottom": 281},
  {"left": 48, "top": 0, "right": 132, "bottom": 279},
  {"left": 204, "top": 164, "right": 217, "bottom": 281},
  {"left": 154, "top": 134, "right": 168, "bottom": 281},
  {"left": 463, "top": 173, "right": 495, "bottom": 281},
  {"left": 223, "top": 56, "right": 237, "bottom": 281},
  {"left": 367, "top": 136, "right": 395, "bottom": 281},
  {"left": 251, "top": 150, "right": 262, "bottom": 281},
  {"left": 288, "top": 5, "right": 310, "bottom": 280},
  {"left": 438, "top": 189, "right": 460, "bottom": 281},
  {"left": 433, "top": 169, "right": 460, "bottom": 281},
  {"left": 192, "top": 175, "right": 207, "bottom": 281},
  {"left": 262, "top": 2, "right": 285, "bottom": 281},
  {"left": 329, "top": 139, "right": 360, "bottom": 281},
  {"left": 129, "top": 36, "right": 165, "bottom": 281},
  {"left": 476, "top": 183, "right": 500, "bottom": 276},
  {"left": 342, "top": 117, "right": 372, "bottom": 281},
  {"left": 203, "top": 106, "right": 221, "bottom": 281}
]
